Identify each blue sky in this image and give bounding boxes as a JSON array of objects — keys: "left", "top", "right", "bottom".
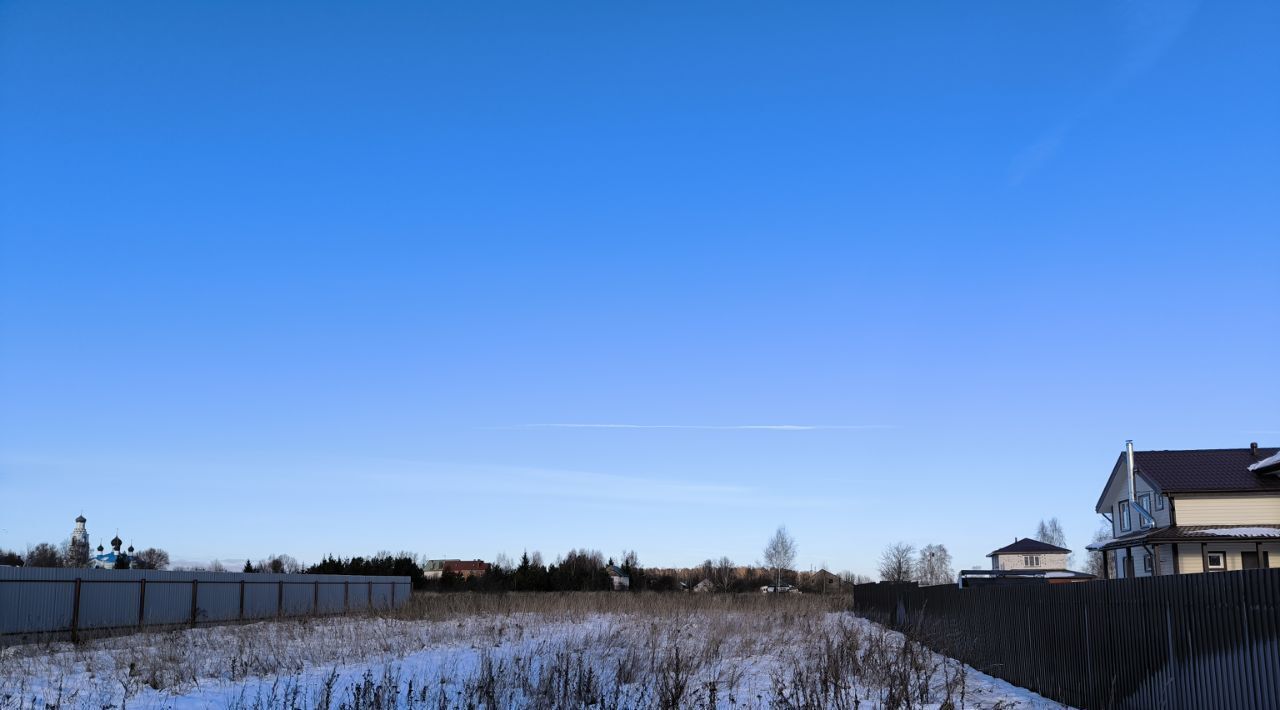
[{"left": 1, "top": 1, "right": 1277, "bottom": 576}]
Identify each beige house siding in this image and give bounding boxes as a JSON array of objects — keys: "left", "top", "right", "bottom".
[
  {"left": 992, "top": 552, "right": 1069, "bottom": 570},
  {"left": 1173, "top": 494, "right": 1280, "bottom": 526},
  {"left": 1114, "top": 542, "right": 1280, "bottom": 577},
  {"left": 1171, "top": 541, "right": 1280, "bottom": 572}
]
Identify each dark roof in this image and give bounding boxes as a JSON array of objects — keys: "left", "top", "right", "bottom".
[
  {"left": 1127, "top": 447, "right": 1280, "bottom": 494},
  {"left": 959, "top": 569, "right": 1095, "bottom": 578},
  {"left": 1148, "top": 525, "right": 1280, "bottom": 542},
  {"left": 1089, "top": 525, "right": 1280, "bottom": 550},
  {"left": 1095, "top": 447, "right": 1280, "bottom": 511},
  {"left": 986, "top": 538, "right": 1071, "bottom": 557}
]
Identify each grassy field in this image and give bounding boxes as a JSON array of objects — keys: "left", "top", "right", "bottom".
[{"left": 0, "top": 592, "right": 1062, "bottom": 709}]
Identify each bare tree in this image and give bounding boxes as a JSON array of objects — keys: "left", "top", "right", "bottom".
[
  {"left": 713, "top": 556, "right": 736, "bottom": 591},
  {"left": 840, "top": 571, "right": 873, "bottom": 585},
  {"left": 699, "top": 558, "right": 715, "bottom": 583},
  {"left": 258, "top": 554, "right": 303, "bottom": 574},
  {"left": 131, "top": 548, "right": 170, "bottom": 570},
  {"left": 210, "top": 559, "right": 227, "bottom": 573},
  {"left": 25, "top": 543, "right": 63, "bottom": 568},
  {"left": 1086, "top": 524, "right": 1111, "bottom": 578},
  {"left": 493, "top": 552, "right": 514, "bottom": 572},
  {"left": 1036, "top": 517, "right": 1074, "bottom": 567},
  {"left": 1035, "top": 518, "right": 1067, "bottom": 547},
  {"left": 878, "top": 542, "right": 916, "bottom": 582},
  {"left": 915, "top": 543, "right": 955, "bottom": 586},
  {"left": 763, "top": 526, "right": 797, "bottom": 588}
]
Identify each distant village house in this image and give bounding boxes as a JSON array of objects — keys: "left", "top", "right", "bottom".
[
  {"left": 957, "top": 538, "right": 1095, "bottom": 587},
  {"left": 605, "top": 564, "right": 630, "bottom": 590},
  {"left": 423, "top": 559, "right": 491, "bottom": 579}
]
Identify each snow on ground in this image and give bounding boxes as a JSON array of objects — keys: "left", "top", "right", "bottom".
[{"left": 1, "top": 604, "right": 1069, "bottom": 709}]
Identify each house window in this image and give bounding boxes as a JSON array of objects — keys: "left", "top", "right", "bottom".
[
  {"left": 1119, "top": 500, "right": 1131, "bottom": 532},
  {"left": 1156, "top": 494, "right": 1166, "bottom": 511},
  {"left": 1138, "top": 493, "right": 1152, "bottom": 529},
  {"left": 1206, "top": 552, "right": 1226, "bottom": 571},
  {"left": 1143, "top": 554, "right": 1153, "bottom": 573},
  {"left": 1023, "top": 555, "right": 1040, "bottom": 567}
]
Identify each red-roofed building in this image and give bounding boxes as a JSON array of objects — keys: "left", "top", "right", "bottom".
[{"left": 424, "top": 559, "right": 491, "bottom": 579}]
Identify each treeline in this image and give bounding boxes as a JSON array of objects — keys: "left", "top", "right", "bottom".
[
  {"left": 306, "top": 553, "right": 426, "bottom": 588},
  {"left": 298, "top": 548, "right": 851, "bottom": 594},
  {"left": 302, "top": 549, "right": 621, "bottom": 592},
  {"left": 0, "top": 544, "right": 169, "bottom": 570}
]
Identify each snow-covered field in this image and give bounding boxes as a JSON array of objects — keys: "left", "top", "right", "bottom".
[{"left": 1, "top": 593, "right": 1066, "bottom": 709}]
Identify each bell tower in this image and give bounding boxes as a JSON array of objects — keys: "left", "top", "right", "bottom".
[{"left": 72, "top": 514, "right": 89, "bottom": 547}]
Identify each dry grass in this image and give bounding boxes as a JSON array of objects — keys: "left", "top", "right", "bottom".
[
  {"left": 390, "top": 590, "right": 849, "bottom": 620},
  {"left": 0, "top": 592, "right": 1024, "bottom": 709}
]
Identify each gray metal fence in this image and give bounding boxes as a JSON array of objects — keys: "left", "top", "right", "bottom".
[{"left": 0, "top": 567, "right": 411, "bottom": 642}]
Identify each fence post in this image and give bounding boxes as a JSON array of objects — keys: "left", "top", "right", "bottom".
[
  {"left": 138, "top": 578, "right": 147, "bottom": 629},
  {"left": 190, "top": 579, "right": 199, "bottom": 626},
  {"left": 277, "top": 580, "right": 284, "bottom": 617},
  {"left": 313, "top": 579, "right": 319, "bottom": 615},
  {"left": 344, "top": 580, "right": 349, "bottom": 612},
  {"left": 391, "top": 581, "right": 396, "bottom": 607},
  {"left": 70, "top": 578, "right": 82, "bottom": 642},
  {"left": 239, "top": 579, "right": 246, "bottom": 620},
  {"left": 368, "top": 580, "right": 373, "bottom": 610}
]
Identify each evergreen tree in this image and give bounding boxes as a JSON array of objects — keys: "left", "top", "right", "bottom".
[{"left": 243, "top": 559, "right": 255, "bottom": 573}]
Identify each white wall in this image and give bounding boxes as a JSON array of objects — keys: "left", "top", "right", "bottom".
[{"left": 992, "top": 552, "right": 1069, "bottom": 570}]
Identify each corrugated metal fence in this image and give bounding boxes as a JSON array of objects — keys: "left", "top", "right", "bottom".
[
  {"left": 0, "top": 567, "right": 411, "bottom": 642},
  {"left": 851, "top": 568, "right": 1280, "bottom": 710}
]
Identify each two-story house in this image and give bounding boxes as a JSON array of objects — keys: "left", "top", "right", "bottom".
[
  {"left": 957, "top": 538, "right": 1094, "bottom": 587},
  {"left": 1089, "top": 443, "right": 1280, "bottom": 578},
  {"left": 987, "top": 538, "right": 1072, "bottom": 571}
]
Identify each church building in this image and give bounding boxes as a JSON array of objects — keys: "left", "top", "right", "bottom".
[{"left": 70, "top": 514, "right": 136, "bottom": 569}]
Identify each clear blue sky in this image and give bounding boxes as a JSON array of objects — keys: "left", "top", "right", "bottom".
[{"left": 2, "top": 1, "right": 1277, "bottom": 576}]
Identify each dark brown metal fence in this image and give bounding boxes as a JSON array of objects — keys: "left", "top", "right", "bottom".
[{"left": 851, "top": 569, "right": 1280, "bottom": 709}]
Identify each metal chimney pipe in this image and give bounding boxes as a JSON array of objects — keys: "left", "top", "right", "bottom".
[
  {"left": 1127, "top": 440, "right": 1155, "bottom": 527},
  {"left": 1126, "top": 440, "right": 1137, "bottom": 508}
]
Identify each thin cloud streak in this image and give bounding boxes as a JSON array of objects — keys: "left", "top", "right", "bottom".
[
  {"left": 1010, "top": 0, "right": 1199, "bottom": 184},
  {"left": 363, "top": 464, "right": 856, "bottom": 510},
  {"left": 513, "top": 423, "right": 894, "bottom": 431}
]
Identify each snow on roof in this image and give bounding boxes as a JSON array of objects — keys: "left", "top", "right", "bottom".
[
  {"left": 1247, "top": 450, "right": 1280, "bottom": 472},
  {"left": 1187, "top": 527, "right": 1280, "bottom": 537}
]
